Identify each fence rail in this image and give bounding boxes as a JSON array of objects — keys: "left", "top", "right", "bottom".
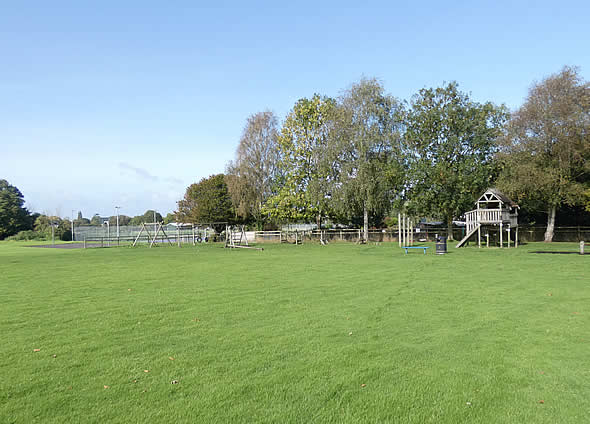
[{"left": 74, "top": 224, "right": 590, "bottom": 246}]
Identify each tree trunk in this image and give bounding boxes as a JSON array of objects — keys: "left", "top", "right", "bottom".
[
  {"left": 363, "top": 205, "right": 369, "bottom": 243},
  {"left": 544, "top": 204, "right": 556, "bottom": 242},
  {"left": 447, "top": 217, "right": 454, "bottom": 241}
]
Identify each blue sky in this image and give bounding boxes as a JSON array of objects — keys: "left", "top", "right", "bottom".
[{"left": 2, "top": 0, "right": 589, "bottom": 218}]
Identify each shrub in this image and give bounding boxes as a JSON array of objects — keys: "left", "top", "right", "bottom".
[{"left": 6, "top": 230, "right": 49, "bottom": 241}]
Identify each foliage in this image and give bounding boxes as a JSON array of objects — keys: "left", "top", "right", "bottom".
[
  {"left": 404, "top": 82, "right": 508, "bottom": 238},
  {"left": 90, "top": 214, "right": 105, "bottom": 226},
  {"left": 6, "top": 230, "right": 48, "bottom": 241},
  {"left": 108, "top": 214, "right": 131, "bottom": 226},
  {"left": 74, "top": 217, "right": 91, "bottom": 226},
  {"left": 177, "top": 174, "right": 234, "bottom": 231},
  {"left": 33, "top": 215, "right": 72, "bottom": 241},
  {"left": 226, "top": 111, "right": 281, "bottom": 229},
  {"left": 0, "top": 179, "right": 33, "bottom": 239},
  {"left": 329, "top": 78, "right": 405, "bottom": 238},
  {"left": 129, "top": 210, "right": 163, "bottom": 226},
  {"left": 496, "top": 66, "right": 590, "bottom": 241},
  {"left": 163, "top": 213, "right": 176, "bottom": 224},
  {"left": 263, "top": 95, "right": 336, "bottom": 224}
]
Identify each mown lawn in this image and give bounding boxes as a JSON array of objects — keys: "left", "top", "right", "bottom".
[{"left": 0, "top": 240, "right": 588, "bottom": 423}]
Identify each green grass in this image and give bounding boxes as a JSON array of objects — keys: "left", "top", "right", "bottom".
[{"left": 0, "top": 240, "right": 588, "bottom": 423}]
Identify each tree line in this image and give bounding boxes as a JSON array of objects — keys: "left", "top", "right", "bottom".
[
  {"left": 2, "top": 67, "right": 588, "bottom": 242},
  {"left": 177, "top": 66, "right": 590, "bottom": 242},
  {"left": 0, "top": 189, "right": 174, "bottom": 241}
]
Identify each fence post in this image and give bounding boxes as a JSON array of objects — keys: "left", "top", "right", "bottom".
[{"left": 581, "top": 241, "right": 585, "bottom": 255}]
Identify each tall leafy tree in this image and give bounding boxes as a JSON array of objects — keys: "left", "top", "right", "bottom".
[
  {"left": 129, "top": 210, "right": 163, "bottom": 225},
  {"left": 329, "top": 78, "right": 405, "bottom": 241},
  {"left": 405, "top": 82, "right": 508, "bottom": 239},
  {"left": 33, "top": 215, "right": 72, "bottom": 241},
  {"left": 108, "top": 215, "right": 131, "bottom": 226},
  {"left": 226, "top": 111, "right": 281, "bottom": 229},
  {"left": 263, "top": 95, "right": 336, "bottom": 225},
  {"left": 177, "top": 174, "right": 234, "bottom": 231},
  {"left": 0, "top": 179, "right": 33, "bottom": 239},
  {"left": 497, "top": 66, "right": 590, "bottom": 241}
]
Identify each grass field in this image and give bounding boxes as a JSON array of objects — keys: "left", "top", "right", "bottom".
[{"left": 0, "top": 240, "right": 588, "bottom": 423}]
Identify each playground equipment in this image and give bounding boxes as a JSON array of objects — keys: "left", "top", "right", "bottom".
[
  {"left": 133, "top": 222, "right": 174, "bottom": 247},
  {"left": 398, "top": 213, "right": 415, "bottom": 247},
  {"left": 456, "top": 188, "right": 519, "bottom": 248},
  {"left": 225, "top": 225, "right": 263, "bottom": 250}
]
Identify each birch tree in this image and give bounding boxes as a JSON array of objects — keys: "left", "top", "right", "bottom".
[
  {"left": 329, "top": 78, "right": 404, "bottom": 242},
  {"left": 497, "top": 66, "right": 590, "bottom": 241},
  {"left": 226, "top": 111, "right": 281, "bottom": 229}
]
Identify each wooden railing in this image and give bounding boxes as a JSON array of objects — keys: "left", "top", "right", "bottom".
[{"left": 465, "top": 209, "right": 515, "bottom": 230}]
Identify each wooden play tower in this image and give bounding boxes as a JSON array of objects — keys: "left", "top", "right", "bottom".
[{"left": 456, "top": 188, "right": 519, "bottom": 248}]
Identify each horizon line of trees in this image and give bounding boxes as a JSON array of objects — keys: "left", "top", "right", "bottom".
[
  {"left": 177, "top": 66, "right": 590, "bottom": 242},
  {"left": 2, "top": 67, "right": 589, "bottom": 242}
]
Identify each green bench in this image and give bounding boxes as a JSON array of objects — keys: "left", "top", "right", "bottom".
[{"left": 403, "top": 246, "right": 429, "bottom": 254}]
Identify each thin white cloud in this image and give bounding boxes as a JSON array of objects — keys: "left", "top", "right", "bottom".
[{"left": 118, "top": 162, "right": 159, "bottom": 182}]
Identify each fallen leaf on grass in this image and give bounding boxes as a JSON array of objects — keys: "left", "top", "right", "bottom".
[
  {"left": 572, "top": 312, "right": 580, "bottom": 315},
  {"left": 169, "top": 357, "right": 175, "bottom": 361},
  {"left": 193, "top": 318, "right": 200, "bottom": 322},
  {"left": 547, "top": 293, "right": 552, "bottom": 296},
  {"left": 539, "top": 400, "right": 545, "bottom": 404},
  {"left": 52, "top": 354, "right": 57, "bottom": 358},
  {"left": 104, "top": 385, "right": 110, "bottom": 389},
  {"left": 33, "top": 349, "right": 41, "bottom": 352},
  {"left": 361, "top": 384, "right": 366, "bottom": 388},
  {"left": 144, "top": 370, "right": 149, "bottom": 373},
  {"left": 128, "top": 289, "right": 132, "bottom": 292},
  {"left": 349, "top": 332, "right": 353, "bottom": 336}
]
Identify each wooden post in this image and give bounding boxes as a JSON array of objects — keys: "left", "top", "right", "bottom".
[
  {"left": 478, "top": 225, "right": 481, "bottom": 248},
  {"left": 403, "top": 216, "right": 406, "bottom": 246},
  {"left": 397, "top": 213, "right": 402, "bottom": 247},
  {"left": 500, "top": 223, "right": 503, "bottom": 248}
]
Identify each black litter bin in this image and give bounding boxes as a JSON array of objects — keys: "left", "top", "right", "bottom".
[{"left": 435, "top": 236, "right": 447, "bottom": 254}]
